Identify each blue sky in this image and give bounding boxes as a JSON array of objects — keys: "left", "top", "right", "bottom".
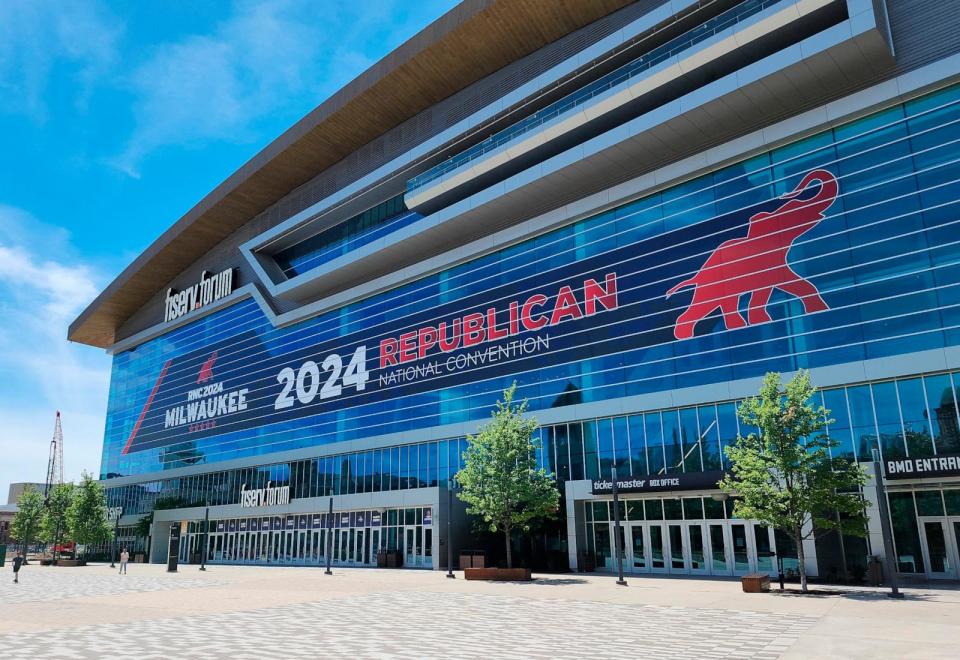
[{"left": 0, "top": 0, "right": 456, "bottom": 499}]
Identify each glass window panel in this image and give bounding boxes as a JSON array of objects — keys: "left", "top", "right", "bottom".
[
  {"left": 847, "top": 385, "right": 879, "bottom": 461},
  {"left": 592, "top": 501, "right": 609, "bottom": 521},
  {"left": 554, "top": 425, "right": 571, "bottom": 482},
  {"left": 716, "top": 402, "right": 739, "bottom": 469},
  {"left": 428, "top": 442, "right": 438, "bottom": 488},
  {"left": 568, "top": 422, "right": 585, "bottom": 481},
  {"left": 704, "top": 497, "right": 725, "bottom": 519},
  {"left": 662, "top": 410, "right": 683, "bottom": 475},
  {"left": 872, "top": 382, "right": 906, "bottom": 460},
  {"left": 925, "top": 374, "right": 960, "bottom": 455},
  {"left": 582, "top": 420, "right": 599, "bottom": 481},
  {"left": 598, "top": 418, "right": 614, "bottom": 479},
  {"left": 679, "top": 408, "right": 702, "bottom": 473},
  {"left": 897, "top": 378, "right": 934, "bottom": 458},
  {"left": 644, "top": 499, "right": 663, "bottom": 520},
  {"left": 628, "top": 415, "right": 647, "bottom": 475},
  {"left": 944, "top": 490, "right": 960, "bottom": 516},
  {"left": 697, "top": 405, "right": 721, "bottom": 470},
  {"left": 663, "top": 498, "right": 682, "bottom": 520},
  {"left": 915, "top": 490, "right": 945, "bottom": 517},
  {"left": 645, "top": 413, "right": 665, "bottom": 475},
  {"left": 613, "top": 417, "right": 631, "bottom": 473},
  {"left": 683, "top": 498, "right": 704, "bottom": 520},
  {"left": 822, "top": 388, "right": 855, "bottom": 460}
]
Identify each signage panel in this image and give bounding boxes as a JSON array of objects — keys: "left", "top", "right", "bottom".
[
  {"left": 590, "top": 470, "right": 726, "bottom": 495},
  {"left": 885, "top": 454, "right": 960, "bottom": 480},
  {"left": 117, "top": 170, "right": 845, "bottom": 458},
  {"left": 164, "top": 268, "right": 235, "bottom": 323}
]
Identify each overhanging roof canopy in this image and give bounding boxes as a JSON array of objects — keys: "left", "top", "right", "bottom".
[{"left": 68, "top": 0, "right": 633, "bottom": 348}]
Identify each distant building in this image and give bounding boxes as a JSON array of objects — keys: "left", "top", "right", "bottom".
[{"left": 8, "top": 482, "right": 45, "bottom": 505}]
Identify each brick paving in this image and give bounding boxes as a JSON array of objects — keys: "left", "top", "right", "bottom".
[
  {"left": 0, "top": 584, "right": 815, "bottom": 659},
  {"left": 1, "top": 564, "right": 956, "bottom": 659},
  {"left": 1, "top": 566, "right": 220, "bottom": 604}
]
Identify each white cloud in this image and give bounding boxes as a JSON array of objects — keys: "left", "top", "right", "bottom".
[
  {"left": 109, "top": 0, "right": 413, "bottom": 177},
  {"left": 0, "top": 207, "right": 111, "bottom": 499},
  {"left": 0, "top": 1, "right": 122, "bottom": 120}
]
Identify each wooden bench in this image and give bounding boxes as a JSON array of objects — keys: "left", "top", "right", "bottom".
[{"left": 741, "top": 573, "right": 771, "bottom": 593}]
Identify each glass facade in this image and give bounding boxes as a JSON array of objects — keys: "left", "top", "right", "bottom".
[
  {"left": 108, "top": 368, "right": 960, "bottom": 525},
  {"left": 106, "top": 438, "right": 468, "bottom": 515},
  {"left": 407, "top": 0, "right": 787, "bottom": 192},
  {"left": 103, "top": 83, "right": 960, "bottom": 478},
  {"left": 273, "top": 194, "right": 418, "bottom": 278}
]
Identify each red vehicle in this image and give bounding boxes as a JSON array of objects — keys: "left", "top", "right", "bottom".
[{"left": 52, "top": 541, "right": 76, "bottom": 559}]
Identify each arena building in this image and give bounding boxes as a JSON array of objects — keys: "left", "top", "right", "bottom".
[{"left": 71, "top": 0, "right": 960, "bottom": 580}]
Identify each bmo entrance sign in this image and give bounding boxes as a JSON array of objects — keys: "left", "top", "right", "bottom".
[{"left": 884, "top": 454, "right": 960, "bottom": 480}]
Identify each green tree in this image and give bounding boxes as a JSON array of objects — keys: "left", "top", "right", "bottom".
[
  {"left": 10, "top": 486, "right": 44, "bottom": 556},
  {"left": 456, "top": 384, "right": 559, "bottom": 568},
  {"left": 67, "top": 472, "right": 112, "bottom": 559},
  {"left": 41, "top": 483, "right": 74, "bottom": 553},
  {"left": 720, "top": 371, "right": 868, "bottom": 591}
]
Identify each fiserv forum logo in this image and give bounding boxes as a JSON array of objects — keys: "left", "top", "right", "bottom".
[{"left": 666, "top": 169, "right": 838, "bottom": 339}]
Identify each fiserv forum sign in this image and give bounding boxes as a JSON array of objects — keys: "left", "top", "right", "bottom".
[{"left": 164, "top": 268, "right": 235, "bottom": 323}]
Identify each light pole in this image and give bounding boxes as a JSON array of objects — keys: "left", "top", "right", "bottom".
[
  {"left": 110, "top": 515, "right": 119, "bottom": 568},
  {"left": 871, "top": 450, "right": 903, "bottom": 598},
  {"left": 446, "top": 482, "right": 457, "bottom": 578},
  {"left": 199, "top": 503, "right": 209, "bottom": 571},
  {"left": 324, "top": 497, "right": 333, "bottom": 576},
  {"left": 611, "top": 467, "right": 627, "bottom": 586}
]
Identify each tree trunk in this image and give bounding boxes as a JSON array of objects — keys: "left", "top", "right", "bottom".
[
  {"left": 504, "top": 527, "right": 512, "bottom": 569},
  {"left": 796, "top": 526, "right": 808, "bottom": 592}
]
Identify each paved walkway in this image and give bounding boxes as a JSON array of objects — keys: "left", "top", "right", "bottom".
[{"left": 0, "top": 563, "right": 957, "bottom": 658}]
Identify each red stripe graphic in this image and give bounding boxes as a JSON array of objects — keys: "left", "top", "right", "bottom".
[{"left": 121, "top": 359, "right": 173, "bottom": 455}]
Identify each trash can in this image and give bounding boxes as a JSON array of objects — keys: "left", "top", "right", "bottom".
[
  {"left": 459, "top": 549, "right": 486, "bottom": 569},
  {"left": 0, "top": 544, "right": 6, "bottom": 567}
]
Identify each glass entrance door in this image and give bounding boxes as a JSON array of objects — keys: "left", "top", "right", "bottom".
[
  {"left": 648, "top": 524, "right": 668, "bottom": 573},
  {"left": 627, "top": 524, "right": 646, "bottom": 572},
  {"left": 730, "top": 523, "right": 751, "bottom": 574},
  {"left": 371, "top": 529, "right": 381, "bottom": 565},
  {"left": 919, "top": 518, "right": 958, "bottom": 579},
  {"left": 405, "top": 528, "right": 416, "bottom": 567},
  {"left": 354, "top": 529, "right": 366, "bottom": 566},
  {"left": 667, "top": 524, "right": 685, "bottom": 572},
  {"left": 686, "top": 523, "right": 708, "bottom": 574},
  {"left": 709, "top": 524, "right": 731, "bottom": 575},
  {"left": 594, "top": 525, "right": 613, "bottom": 571}
]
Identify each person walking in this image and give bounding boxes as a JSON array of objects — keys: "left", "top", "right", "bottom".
[
  {"left": 12, "top": 551, "right": 24, "bottom": 583},
  {"left": 119, "top": 547, "right": 129, "bottom": 575}
]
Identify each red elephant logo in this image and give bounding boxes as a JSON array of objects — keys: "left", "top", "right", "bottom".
[
  {"left": 666, "top": 169, "right": 838, "bottom": 340},
  {"left": 197, "top": 351, "right": 218, "bottom": 383}
]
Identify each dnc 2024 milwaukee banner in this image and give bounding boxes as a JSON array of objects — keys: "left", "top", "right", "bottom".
[{"left": 122, "top": 170, "right": 838, "bottom": 455}]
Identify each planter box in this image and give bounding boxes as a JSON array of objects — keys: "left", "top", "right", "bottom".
[
  {"left": 741, "top": 573, "right": 770, "bottom": 593},
  {"left": 464, "top": 567, "right": 532, "bottom": 581},
  {"left": 379, "top": 551, "right": 403, "bottom": 568},
  {"left": 57, "top": 559, "right": 87, "bottom": 567}
]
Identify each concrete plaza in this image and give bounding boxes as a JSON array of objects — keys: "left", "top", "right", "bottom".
[{"left": 0, "top": 563, "right": 957, "bottom": 658}]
